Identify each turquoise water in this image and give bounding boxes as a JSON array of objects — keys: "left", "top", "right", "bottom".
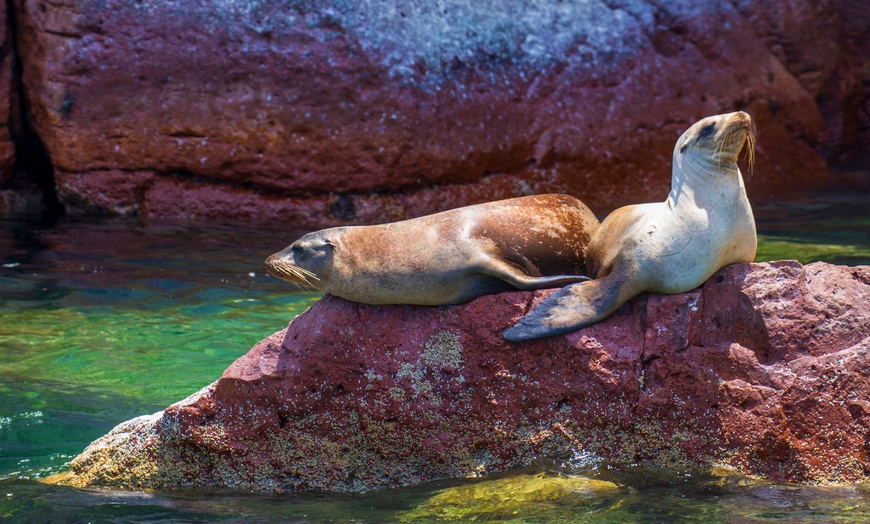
[{"left": 1, "top": 192, "right": 869, "bottom": 523}]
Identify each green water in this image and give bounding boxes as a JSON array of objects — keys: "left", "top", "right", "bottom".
[
  {"left": 753, "top": 192, "right": 870, "bottom": 266},
  {"left": 0, "top": 192, "right": 868, "bottom": 523}
]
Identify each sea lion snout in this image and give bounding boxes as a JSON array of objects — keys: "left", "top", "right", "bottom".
[
  {"left": 720, "top": 111, "right": 756, "bottom": 168},
  {"left": 730, "top": 111, "right": 750, "bottom": 123},
  {"left": 264, "top": 251, "right": 294, "bottom": 280},
  {"left": 265, "top": 249, "right": 321, "bottom": 289},
  {"left": 264, "top": 252, "right": 286, "bottom": 274},
  {"left": 722, "top": 111, "right": 754, "bottom": 136}
]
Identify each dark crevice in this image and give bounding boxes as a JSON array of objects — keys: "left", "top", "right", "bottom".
[{"left": 6, "top": 0, "right": 64, "bottom": 218}]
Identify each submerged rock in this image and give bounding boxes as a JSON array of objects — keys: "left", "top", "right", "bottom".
[
  {"left": 57, "top": 261, "right": 870, "bottom": 492},
  {"left": 397, "top": 471, "right": 621, "bottom": 522}
]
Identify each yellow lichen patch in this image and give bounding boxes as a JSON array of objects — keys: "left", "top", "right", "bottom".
[
  {"left": 46, "top": 444, "right": 160, "bottom": 490},
  {"left": 42, "top": 414, "right": 162, "bottom": 489},
  {"left": 422, "top": 331, "right": 464, "bottom": 371},
  {"left": 398, "top": 472, "right": 621, "bottom": 522},
  {"left": 709, "top": 464, "right": 745, "bottom": 478},
  {"left": 387, "top": 330, "right": 466, "bottom": 408},
  {"left": 39, "top": 471, "right": 76, "bottom": 486}
]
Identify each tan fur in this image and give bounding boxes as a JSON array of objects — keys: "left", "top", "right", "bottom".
[
  {"left": 266, "top": 194, "right": 601, "bottom": 306},
  {"left": 504, "top": 112, "right": 758, "bottom": 341}
]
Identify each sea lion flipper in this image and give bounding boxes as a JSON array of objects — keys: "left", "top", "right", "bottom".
[
  {"left": 510, "top": 273, "right": 592, "bottom": 289},
  {"left": 502, "top": 276, "right": 625, "bottom": 342},
  {"left": 480, "top": 257, "right": 590, "bottom": 290}
]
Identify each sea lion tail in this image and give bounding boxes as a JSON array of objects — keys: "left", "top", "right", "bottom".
[{"left": 502, "top": 276, "right": 627, "bottom": 342}]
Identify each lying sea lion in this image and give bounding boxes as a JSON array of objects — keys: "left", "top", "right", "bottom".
[
  {"left": 266, "top": 194, "right": 600, "bottom": 306},
  {"left": 504, "top": 111, "right": 758, "bottom": 341}
]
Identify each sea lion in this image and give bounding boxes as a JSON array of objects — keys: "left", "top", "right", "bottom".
[
  {"left": 265, "top": 194, "right": 600, "bottom": 306},
  {"left": 504, "top": 111, "right": 758, "bottom": 341}
]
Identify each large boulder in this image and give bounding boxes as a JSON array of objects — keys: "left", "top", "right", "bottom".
[
  {"left": 12, "top": 0, "right": 869, "bottom": 223},
  {"left": 57, "top": 261, "right": 870, "bottom": 492}
]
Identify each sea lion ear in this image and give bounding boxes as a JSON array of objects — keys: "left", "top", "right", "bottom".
[{"left": 679, "top": 142, "right": 688, "bottom": 154}]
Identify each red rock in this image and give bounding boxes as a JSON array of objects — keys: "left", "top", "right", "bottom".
[
  {"left": 60, "top": 261, "right": 870, "bottom": 492},
  {"left": 10, "top": 0, "right": 868, "bottom": 222},
  {"left": 0, "top": 0, "right": 17, "bottom": 190}
]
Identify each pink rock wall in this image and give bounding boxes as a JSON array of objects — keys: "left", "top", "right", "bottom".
[
  {"left": 61, "top": 261, "right": 870, "bottom": 492},
  {"left": 3, "top": 0, "right": 868, "bottom": 222}
]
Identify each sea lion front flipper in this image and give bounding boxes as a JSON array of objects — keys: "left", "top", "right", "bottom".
[{"left": 502, "top": 276, "right": 626, "bottom": 341}]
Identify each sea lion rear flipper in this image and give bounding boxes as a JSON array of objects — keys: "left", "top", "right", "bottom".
[
  {"left": 511, "top": 273, "right": 591, "bottom": 289},
  {"left": 482, "top": 257, "right": 590, "bottom": 290},
  {"left": 457, "top": 273, "right": 590, "bottom": 306},
  {"left": 502, "top": 276, "right": 625, "bottom": 341}
]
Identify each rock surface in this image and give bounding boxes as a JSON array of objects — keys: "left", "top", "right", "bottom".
[
  {"left": 7, "top": 0, "right": 868, "bottom": 222},
  {"left": 58, "top": 261, "right": 870, "bottom": 492},
  {"left": 0, "top": 0, "right": 12, "bottom": 177}
]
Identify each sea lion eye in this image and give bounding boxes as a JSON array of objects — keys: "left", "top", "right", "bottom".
[{"left": 698, "top": 123, "right": 716, "bottom": 139}]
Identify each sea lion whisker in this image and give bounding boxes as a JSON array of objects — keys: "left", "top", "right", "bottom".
[
  {"left": 273, "top": 263, "right": 307, "bottom": 287},
  {"left": 296, "top": 271, "right": 320, "bottom": 288},
  {"left": 280, "top": 263, "right": 303, "bottom": 280},
  {"left": 294, "top": 266, "right": 320, "bottom": 281},
  {"left": 292, "top": 275, "right": 316, "bottom": 290},
  {"left": 288, "top": 266, "right": 319, "bottom": 288},
  {"left": 743, "top": 127, "right": 756, "bottom": 176},
  {"left": 285, "top": 279, "right": 309, "bottom": 292},
  {"left": 297, "top": 275, "right": 317, "bottom": 288}
]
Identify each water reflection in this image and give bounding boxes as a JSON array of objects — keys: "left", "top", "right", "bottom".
[{"left": 3, "top": 466, "right": 870, "bottom": 523}]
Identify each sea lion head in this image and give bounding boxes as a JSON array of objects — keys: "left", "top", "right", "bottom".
[
  {"left": 265, "top": 229, "right": 341, "bottom": 290},
  {"left": 675, "top": 111, "right": 755, "bottom": 171}
]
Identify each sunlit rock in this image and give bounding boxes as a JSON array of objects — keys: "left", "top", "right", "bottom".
[
  {"left": 56, "top": 261, "right": 870, "bottom": 492},
  {"left": 10, "top": 0, "right": 868, "bottom": 221}
]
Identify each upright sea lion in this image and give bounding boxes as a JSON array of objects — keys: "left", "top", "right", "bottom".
[
  {"left": 266, "top": 194, "right": 600, "bottom": 306},
  {"left": 504, "top": 111, "right": 758, "bottom": 341}
]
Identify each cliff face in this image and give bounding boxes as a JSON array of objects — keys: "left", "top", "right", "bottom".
[
  {"left": 58, "top": 261, "right": 870, "bottom": 492},
  {"left": 1, "top": 0, "right": 868, "bottom": 220}
]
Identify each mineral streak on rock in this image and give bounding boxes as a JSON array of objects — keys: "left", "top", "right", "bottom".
[{"left": 56, "top": 261, "right": 870, "bottom": 492}]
